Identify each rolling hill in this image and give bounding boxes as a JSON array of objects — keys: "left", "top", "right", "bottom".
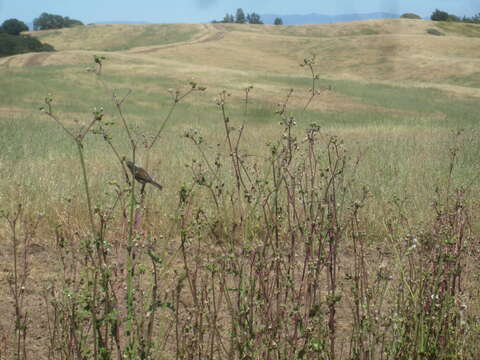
[
  {"left": 1, "top": 17, "right": 479, "bottom": 216},
  {"left": 3, "top": 19, "right": 479, "bottom": 94},
  {"left": 1, "top": 18, "right": 480, "bottom": 359}
]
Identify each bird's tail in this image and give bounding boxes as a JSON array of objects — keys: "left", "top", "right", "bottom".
[{"left": 151, "top": 181, "right": 163, "bottom": 190}]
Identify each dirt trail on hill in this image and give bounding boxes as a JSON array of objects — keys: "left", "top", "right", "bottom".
[
  {"left": 130, "top": 24, "right": 226, "bottom": 54},
  {"left": 0, "top": 52, "right": 52, "bottom": 67},
  {"left": 24, "top": 52, "right": 52, "bottom": 66}
]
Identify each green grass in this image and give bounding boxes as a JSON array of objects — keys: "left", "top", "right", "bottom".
[
  {"left": 0, "top": 43, "right": 479, "bottom": 224},
  {"left": 447, "top": 72, "right": 480, "bottom": 88},
  {"left": 104, "top": 25, "right": 199, "bottom": 51},
  {"left": 259, "top": 74, "right": 479, "bottom": 127},
  {"left": 33, "top": 24, "right": 203, "bottom": 51},
  {"left": 426, "top": 28, "right": 445, "bottom": 36},
  {"left": 436, "top": 21, "right": 480, "bottom": 37}
]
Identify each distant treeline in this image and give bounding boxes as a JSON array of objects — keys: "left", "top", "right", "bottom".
[
  {"left": 0, "top": 12, "right": 85, "bottom": 57},
  {"left": 0, "top": 18, "right": 55, "bottom": 57},
  {"left": 430, "top": 9, "right": 480, "bottom": 23},
  {"left": 212, "top": 9, "right": 283, "bottom": 25},
  {"left": 0, "top": 32, "right": 54, "bottom": 57},
  {"left": 33, "top": 12, "right": 84, "bottom": 30}
]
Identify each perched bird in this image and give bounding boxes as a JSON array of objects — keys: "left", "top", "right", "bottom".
[{"left": 125, "top": 160, "right": 163, "bottom": 190}]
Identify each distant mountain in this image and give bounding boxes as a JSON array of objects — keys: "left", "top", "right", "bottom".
[{"left": 260, "top": 12, "right": 399, "bottom": 25}]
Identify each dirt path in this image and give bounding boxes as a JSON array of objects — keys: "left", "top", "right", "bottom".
[
  {"left": 0, "top": 52, "right": 52, "bottom": 67},
  {"left": 130, "top": 24, "right": 226, "bottom": 55},
  {"left": 24, "top": 52, "right": 52, "bottom": 66}
]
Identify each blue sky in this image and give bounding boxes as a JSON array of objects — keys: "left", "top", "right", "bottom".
[{"left": 0, "top": 0, "right": 479, "bottom": 24}]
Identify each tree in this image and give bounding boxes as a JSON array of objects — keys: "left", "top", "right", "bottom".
[
  {"left": 235, "top": 8, "right": 246, "bottom": 24},
  {"left": 447, "top": 14, "right": 460, "bottom": 21},
  {"left": 274, "top": 17, "right": 284, "bottom": 25},
  {"left": 0, "top": 33, "right": 54, "bottom": 56},
  {"left": 222, "top": 13, "right": 234, "bottom": 23},
  {"left": 1, "top": 19, "right": 29, "bottom": 35},
  {"left": 400, "top": 13, "right": 421, "bottom": 20},
  {"left": 247, "top": 12, "right": 263, "bottom": 24},
  {"left": 460, "top": 13, "right": 480, "bottom": 23},
  {"left": 33, "top": 12, "right": 83, "bottom": 30},
  {"left": 431, "top": 9, "right": 449, "bottom": 21},
  {"left": 64, "top": 17, "right": 83, "bottom": 27},
  {"left": 33, "top": 13, "right": 63, "bottom": 30}
]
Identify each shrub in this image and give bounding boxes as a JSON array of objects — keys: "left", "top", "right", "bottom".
[
  {"left": 0, "top": 33, "right": 55, "bottom": 57},
  {"left": 426, "top": 28, "right": 445, "bottom": 36},
  {"left": 431, "top": 9, "right": 450, "bottom": 21},
  {"left": 1, "top": 18, "right": 29, "bottom": 35},
  {"left": 400, "top": 13, "right": 421, "bottom": 20},
  {"left": 33, "top": 12, "right": 83, "bottom": 31}
]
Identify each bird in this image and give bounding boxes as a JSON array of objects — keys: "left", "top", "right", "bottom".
[{"left": 125, "top": 160, "right": 163, "bottom": 190}]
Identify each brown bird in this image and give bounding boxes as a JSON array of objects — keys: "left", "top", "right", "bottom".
[{"left": 125, "top": 160, "right": 163, "bottom": 190}]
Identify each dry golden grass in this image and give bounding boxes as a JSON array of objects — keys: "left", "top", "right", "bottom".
[
  {"left": 29, "top": 23, "right": 208, "bottom": 51},
  {"left": 1, "top": 19, "right": 477, "bottom": 93}
]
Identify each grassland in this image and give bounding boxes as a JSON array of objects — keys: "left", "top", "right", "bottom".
[
  {"left": 1, "top": 20, "right": 479, "bottom": 220},
  {"left": 0, "top": 19, "right": 479, "bottom": 359}
]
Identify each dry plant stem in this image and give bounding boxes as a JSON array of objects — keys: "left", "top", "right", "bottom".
[
  {"left": 146, "top": 86, "right": 201, "bottom": 169},
  {"left": 148, "top": 101, "right": 176, "bottom": 153},
  {"left": 113, "top": 89, "right": 134, "bottom": 148},
  {"left": 218, "top": 92, "right": 246, "bottom": 209},
  {"left": 26, "top": 55, "right": 479, "bottom": 360},
  {"left": 112, "top": 91, "right": 138, "bottom": 359},
  {"left": 43, "top": 91, "right": 117, "bottom": 359},
  {"left": 42, "top": 104, "right": 97, "bottom": 238},
  {"left": 302, "top": 56, "right": 318, "bottom": 111},
  {"left": 3, "top": 205, "right": 28, "bottom": 360},
  {"left": 144, "top": 251, "right": 159, "bottom": 357},
  {"left": 150, "top": 87, "right": 198, "bottom": 152},
  {"left": 0, "top": 334, "right": 6, "bottom": 360},
  {"left": 244, "top": 85, "right": 253, "bottom": 115},
  {"left": 94, "top": 70, "right": 132, "bottom": 183},
  {"left": 277, "top": 88, "right": 294, "bottom": 117}
]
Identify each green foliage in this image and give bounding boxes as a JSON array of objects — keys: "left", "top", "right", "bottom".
[
  {"left": 235, "top": 8, "right": 246, "bottom": 24},
  {"left": 431, "top": 9, "right": 450, "bottom": 21},
  {"left": 33, "top": 12, "right": 84, "bottom": 31},
  {"left": 436, "top": 21, "right": 480, "bottom": 38},
  {"left": 221, "top": 13, "right": 235, "bottom": 23},
  {"left": 426, "top": 28, "right": 445, "bottom": 36},
  {"left": 0, "top": 33, "right": 54, "bottom": 56},
  {"left": 216, "top": 10, "right": 264, "bottom": 25},
  {"left": 448, "top": 14, "right": 461, "bottom": 22},
  {"left": 1, "top": 18, "right": 29, "bottom": 35},
  {"left": 274, "top": 17, "right": 284, "bottom": 25},
  {"left": 246, "top": 12, "right": 263, "bottom": 24},
  {"left": 400, "top": 13, "right": 421, "bottom": 20},
  {"left": 462, "top": 13, "right": 480, "bottom": 23},
  {"left": 431, "top": 9, "right": 480, "bottom": 23}
]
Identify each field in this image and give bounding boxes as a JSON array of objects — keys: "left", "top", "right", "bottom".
[{"left": 0, "top": 19, "right": 479, "bottom": 359}]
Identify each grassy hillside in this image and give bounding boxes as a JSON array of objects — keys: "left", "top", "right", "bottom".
[
  {"left": 30, "top": 23, "right": 207, "bottom": 51},
  {"left": 15, "top": 19, "right": 480, "bottom": 88},
  {"left": 0, "top": 19, "right": 479, "bottom": 359}
]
